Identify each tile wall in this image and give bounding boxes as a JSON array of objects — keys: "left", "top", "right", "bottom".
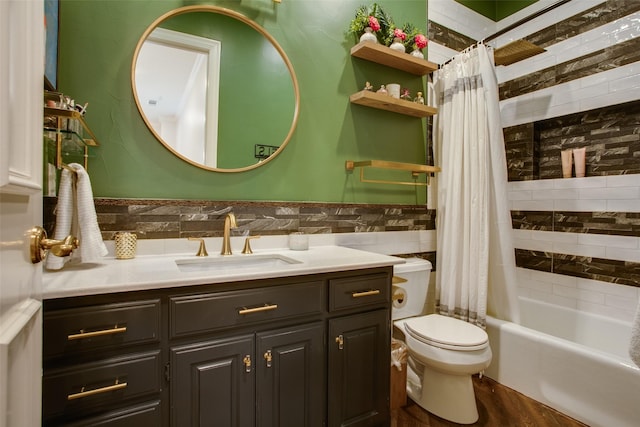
[
  {"left": 43, "top": 197, "right": 439, "bottom": 268},
  {"left": 428, "top": 0, "right": 640, "bottom": 321}
]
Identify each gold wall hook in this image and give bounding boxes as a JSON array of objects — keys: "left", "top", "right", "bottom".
[{"left": 29, "top": 226, "right": 79, "bottom": 264}]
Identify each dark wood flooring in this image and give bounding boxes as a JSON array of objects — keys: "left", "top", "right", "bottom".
[{"left": 391, "top": 375, "right": 588, "bottom": 427}]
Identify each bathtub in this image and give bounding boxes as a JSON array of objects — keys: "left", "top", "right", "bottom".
[{"left": 485, "top": 297, "right": 640, "bottom": 427}]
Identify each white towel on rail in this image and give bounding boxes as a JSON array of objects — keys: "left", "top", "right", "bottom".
[
  {"left": 44, "top": 166, "right": 75, "bottom": 270},
  {"left": 630, "top": 301, "right": 640, "bottom": 368},
  {"left": 45, "top": 163, "right": 107, "bottom": 270}
]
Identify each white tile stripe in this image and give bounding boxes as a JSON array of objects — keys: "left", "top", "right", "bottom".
[
  {"left": 513, "top": 229, "right": 640, "bottom": 262},
  {"left": 508, "top": 175, "right": 640, "bottom": 213},
  {"left": 516, "top": 267, "right": 639, "bottom": 322},
  {"left": 500, "top": 61, "right": 640, "bottom": 128}
]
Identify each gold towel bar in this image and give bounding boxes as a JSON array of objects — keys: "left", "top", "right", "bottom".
[{"left": 345, "top": 160, "right": 441, "bottom": 186}]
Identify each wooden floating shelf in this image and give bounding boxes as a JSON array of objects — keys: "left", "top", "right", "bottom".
[
  {"left": 350, "top": 42, "right": 438, "bottom": 76},
  {"left": 346, "top": 160, "right": 441, "bottom": 187},
  {"left": 350, "top": 90, "right": 437, "bottom": 118}
]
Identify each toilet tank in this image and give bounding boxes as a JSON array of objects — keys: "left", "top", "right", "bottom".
[{"left": 392, "top": 257, "right": 432, "bottom": 321}]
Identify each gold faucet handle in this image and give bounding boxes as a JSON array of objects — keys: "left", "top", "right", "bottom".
[
  {"left": 242, "top": 236, "right": 261, "bottom": 254},
  {"left": 188, "top": 237, "right": 209, "bottom": 257}
]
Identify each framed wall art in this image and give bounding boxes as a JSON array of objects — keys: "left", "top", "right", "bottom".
[{"left": 44, "top": 0, "right": 59, "bottom": 90}]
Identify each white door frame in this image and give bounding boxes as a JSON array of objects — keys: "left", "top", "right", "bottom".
[{"left": 0, "top": 1, "right": 45, "bottom": 426}]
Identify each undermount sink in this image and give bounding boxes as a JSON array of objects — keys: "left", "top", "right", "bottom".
[{"left": 175, "top": 254, "right": 303, "bottom": 273}]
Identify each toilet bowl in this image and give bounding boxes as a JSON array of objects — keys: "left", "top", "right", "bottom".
[{"left": 392, "top": 258, "right": 492, "bottom": 424}]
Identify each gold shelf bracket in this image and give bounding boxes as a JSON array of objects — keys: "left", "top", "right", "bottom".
[{"left": 345, "top": 160, "right": 441, "bottom": 187}]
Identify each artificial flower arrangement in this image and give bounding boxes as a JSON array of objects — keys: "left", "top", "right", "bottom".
[
  {"left": 348, "top": 4, "right": 429, "bottom": 55},
  {"left": 399, "top": 22, "right": 428, "bottom": 53},
  {"left": 348, "top": 3, "right": 394, "bottom": 45}
]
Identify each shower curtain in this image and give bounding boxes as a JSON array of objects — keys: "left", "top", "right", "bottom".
[{"left": 432, "top": 44, "right": 520, "bottom": 327}]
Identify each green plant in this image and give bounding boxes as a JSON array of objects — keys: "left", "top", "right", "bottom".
[
  {"left": 348, "top": 3, "right": 395, "bottom": 45},
  {"left": 400, "top": 22, "right": 419, "bottom": 51}
]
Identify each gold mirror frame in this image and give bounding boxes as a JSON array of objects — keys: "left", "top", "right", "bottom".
[{"left": 131, "top": 5, "right": 300, "bottom": 173}]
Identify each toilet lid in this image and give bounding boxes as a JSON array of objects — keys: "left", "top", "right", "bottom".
[{"left": 404, "top": 314, "right": 488, "bottom": 351}]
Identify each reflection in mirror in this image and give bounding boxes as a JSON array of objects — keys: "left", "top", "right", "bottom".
[
  {"left": 136, "top": 28, "right": 220, "bottom": 166},
  {"left": 132, "top": 6, "right": 299, "bottom": 172}
]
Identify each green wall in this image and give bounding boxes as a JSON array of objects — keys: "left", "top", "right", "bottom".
[
  {"left": 456, "top": 0, "right": 538, "bottom": 21},
  {"left": 58, "top": 0, "right": 429, "bottom": 204}
]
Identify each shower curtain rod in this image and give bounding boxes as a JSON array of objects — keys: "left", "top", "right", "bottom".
[
  {"left": 483, "top": 0, "right": 571, "bottom": 43},
  {"left": 439, "top": 0, "right": 571, "bottom": 68}
]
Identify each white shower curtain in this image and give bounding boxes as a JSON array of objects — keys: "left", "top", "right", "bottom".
[{"left": 433, "top": 44, "right": 520, "bottom": 327}]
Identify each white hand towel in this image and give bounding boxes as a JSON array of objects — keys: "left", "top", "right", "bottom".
[
  {"left": 630, "top": 302, "right": 640, "bottom": 368},
  {"left": 45, "top": 167, "right": 75, "bottom": 270},
  {"left": 45, "top": 163, "right": 107, "bottom": 270}
]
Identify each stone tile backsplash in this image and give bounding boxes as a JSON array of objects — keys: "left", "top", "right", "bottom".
[
  {"left": 512, "top": 210, "right": 640, "bottom": 237},
  {"left": 515, "top": 248, "right": 639, "bottom": 288},
  {"left": 44, "top": 198, "right": 437, "bottom": 240}
]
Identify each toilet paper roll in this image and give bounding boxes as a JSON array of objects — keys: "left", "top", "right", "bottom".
[{"left": 392, "top": 287, "right": 406, "bottom": 309}]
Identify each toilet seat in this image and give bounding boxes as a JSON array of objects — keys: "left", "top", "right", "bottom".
[{"left": 404, "top": 314, "right": 488, "bottom": 351}]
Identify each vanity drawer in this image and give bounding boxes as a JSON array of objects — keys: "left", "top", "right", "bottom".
[
  {"left": 63, "top": 400, "right": 163, "bottom": 427},
  {"left": 329, "top": 273, "right": 390, "bottom": 312},
  {"left": 170, "top": 281, "right": 324, "bottom": 338},
  {"left": 42, "top": 350, "right": 162, "bottom": 420},
  {"left": 44, "top": 299, "right": 161, "bottom": 360}
]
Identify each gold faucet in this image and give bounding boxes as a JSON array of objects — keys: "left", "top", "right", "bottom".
[{"left": 221, "top": 213, "right": 237, "bottom": 255}]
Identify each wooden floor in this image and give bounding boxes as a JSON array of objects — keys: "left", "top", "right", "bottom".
[{"left": 391, "top": 375, "right": 588, "bottom": 427}]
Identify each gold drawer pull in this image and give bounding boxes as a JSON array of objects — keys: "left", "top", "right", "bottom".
[
  {"left": 351, "top": 289, "right": 381, "bottom": 298},
  {"left": 238, "top": 304, "right": 278, "bottom": 315},
  {"left": 67, "top": 380, "right": 127, "bottom": 400},
  {"left": 67, "top": 325, "right": 127, "bottom": 341}
]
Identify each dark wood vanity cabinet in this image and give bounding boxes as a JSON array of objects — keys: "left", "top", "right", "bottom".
[
  {"left": 42, "top": 267, "right": 392, "bottom": 426},
  {"left": 327, "top": 274, "right": 391, "bottom": 427}
]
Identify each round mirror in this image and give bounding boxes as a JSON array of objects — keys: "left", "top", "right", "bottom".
[{"left": 132, "top": 5, "right": 299, "bottom": 172}]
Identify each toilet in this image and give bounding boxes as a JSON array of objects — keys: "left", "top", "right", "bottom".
[{"left": 392, "top": 258, "right": 492, "bottom": 424}]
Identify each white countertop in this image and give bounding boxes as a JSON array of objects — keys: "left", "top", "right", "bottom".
[{"left": 42, "top": 246, "right": 405, "bottom": 299}]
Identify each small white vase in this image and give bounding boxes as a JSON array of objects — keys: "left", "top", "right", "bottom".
[
  {"left": 359, "top": 27, "right": 378, "bottom": 44},
  {"left": 389, "top": 37, "right": 405, "bottom": 52},
  {"left": 410, "top": 49, "right": 424, "bottom": 59}
]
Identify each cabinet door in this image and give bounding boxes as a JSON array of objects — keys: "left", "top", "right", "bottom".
[
  {"left": 256, "top": 322, "right": 325, "bottom": 427},
  {"left": 171, "top": 335, "right": 255, "bottom": 427},
  {"left": 328, "top": 309, "right": 390, "bottom": 427}
]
